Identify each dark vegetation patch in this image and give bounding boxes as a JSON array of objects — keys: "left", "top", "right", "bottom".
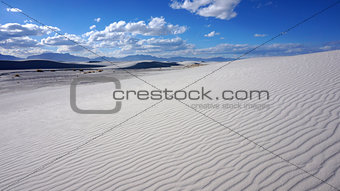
[
  {"left": 120, "top": 61, "right": 180, "bottom": 69},
  {"left": 0, "top": 60, "right": 105, "bottom": 70}
]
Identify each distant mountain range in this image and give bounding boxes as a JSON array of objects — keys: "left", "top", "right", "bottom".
[
  {"left": 27, "top": 53, "right": 90, "bottom": 62},
  {"left": 0, "top": 60, "right": 105, "bottom": 70},
  {"left": 94, "top": 55, "right": 234, "bottom": 62},
  {"left": 0, "top": 53, "right": 234, "bottom": 62},
  {"left": 0, "top": 54, "right": 22, "bottom": 61}
]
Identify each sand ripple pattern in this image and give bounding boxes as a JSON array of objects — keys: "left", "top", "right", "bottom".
[{"left": 0, "top": 51, "right": 340, "bottom": 190}]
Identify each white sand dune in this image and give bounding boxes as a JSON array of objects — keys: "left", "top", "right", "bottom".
[{"left": 0, "top": 50, "right": 340, "bottom": 190}]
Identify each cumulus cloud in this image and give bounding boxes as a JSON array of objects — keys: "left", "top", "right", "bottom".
[
  {"left": 6, "top": 8, "right": 22, "bottom": 12},
  {"left": 41, "top": 33, "right": 88, "bottom": 53},
  {"left": 81, "top": 17, "right": 189, "bottom": 56},
  {"left": 83, "top": 17, "right": 187, "bottom": 50},
  {"left": 57, "top": 45, "right": 88, "bottom": 53},
  {"left": 79, "top": 36, "right": 340, "bottom": 57},
  {"left": 1, "top": 15, "right": 338, "bottom": 58},
  {"left": 170, "top": 0, "right": 241, "bottom": 20},
  {"left": 85, "top": 31, "right": 192, "bottom": 55},
  {"left": 0, "top": 37, "right": 39, "bottom": 48},
  {"left": 0, "top": 17, "right": 190, "bottom": 57},
  {"left": 40, "top": 34, "right": 90, "bottom": 54},
  {"left": 196, "top": 43, "right": 309, "bottom": 57},
  {"left": 134, "top": 37, "right": 193, "bottom": 52},
  {"left": 89, "top": 17, "right": 187, "bottom": 37},
  {"left": 89, "top": 25, "right": 96, "bottom": 30},
  {"left": 94, "top": 18, "right": 101, "bottom": 23},
  {"left": 320, "top": 46, "right": 331, "bottom": 50},
  {"left": 319, "top": 41, "right": 340, "bottom": 51},
  {"left": 41, "top": 33, "right": 85, "bottom": 46},
  {"left": 84, "top": 30, "right": 131, "bottom": 46},
  {"left": 254, "top": 33, "right": 267, "bottom": 37},
  {"left": 0, "top": 37, "right": 45, "bottom": 57},
  {"left": 109, "top": 37, "right": 193, "bottom": 56},
  {"left": 204, "top": 31, "right": 220, "bottom": 37},
  {"left": 197, "top": 43, "right": 248, "bottom": 55},
  {"left": 0, "top": 23, "right": 60, "bottom": 57},
  {"left": 0, "top": 46, "right": 46, "bottom": 58},
  {"left": 256, "top": 1, "right": 273, "bottom": 8},
  {"left": 0, "top": 23, "right": 60, "bottom": 41}
]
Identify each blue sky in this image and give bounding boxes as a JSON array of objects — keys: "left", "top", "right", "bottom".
[{"left": 0, "top": 0, "right": 339, "bottom": 58}]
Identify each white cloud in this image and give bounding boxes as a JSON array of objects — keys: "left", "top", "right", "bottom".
[
  {"left": 84, "top": 30, "right": 131, "bottom": 46},
  {"left": 320, "top": 46, "right": 331, "bottom": 50},
  {"left": 94, "top": 18, "right": 101, "bottom": 23},
  {"left": 2, "top": 15, "right": 336, "bottom": 58},
  {"left": 91, "top": 17, "right": 187, "bottom": 36},
  {"left": 204, "top": 31, "right": 220, "bottom": 37},
  {"left": 0, "top": 46, "right": 46, "bottom": 58},
  {"left": 318, "top": 41, "right": 340, "bottom": 51},
  {"left": 139, "top": 37, "right": 184, "bottom": 46},
  {"left": 198, "top": 43, "right": 248, "bottom": 54},
  {"left": 89, "top": 25, "right": 96, "bottom": 30},
  {"left": 0, "top": 23, "right": 60, "bottom": 41},
  {"left": 170, "top": 0, "right": 211, "bottom": 12},
  {"left": 134, "top": 37, "right": 193, "bottom": 52},
  {"left": 6, "top": 8, "right": 22, "bottom": 12},
  {"left": 254, "top": 33, "right": 267, "bottom": 37},
  {"left": 170, "top": 0, "right": 241, "bottom": 20},
  {"left": 41, "top": 33, "right": 84, "bottom": 46},
  {"left": 0, "top": 23, "right": 60, "bottom": 57},
  {"left": 85, "top": 31, "right": 192, "bottom": 55},
  {"left": 195, "top": 43, "right": 308, "bottom": 57},
  {"left": 0, "top": 17, "right": 190, "bottom": 57},
  {"left": 41, "top": 33, "right": 88, "bottom": 53},
  {"left": 81, "top": 17, "right": 189, "bottom": 56},
  {"left": 111, "top": 37, "right": 193, "bottom": 56},
  {"left": 256, "top": 1, "right": 273, "bottom": 8},
  {"left": 0, "top": 36, "right": 39, "bottom": 48},
  {"left": 57, "top": 45, "right": 88, "bottom": 53}
]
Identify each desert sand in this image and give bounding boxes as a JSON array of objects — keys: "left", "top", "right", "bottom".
[{"left": 0, "top": 50, "right": 339, "bottom": 190}]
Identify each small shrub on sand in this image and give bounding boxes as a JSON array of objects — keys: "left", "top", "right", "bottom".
[
  {"left": 36, "top": 69, "right": 44, "bottom": 72},
  {"left": 97, "top": 69, "right": 103, "bottom": 72},
  {"left": 14, "top": 74, "right": 20, "bottom": 77},
  {"left": 83, "top": 70, "right": 96, "bottom": 74}
]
